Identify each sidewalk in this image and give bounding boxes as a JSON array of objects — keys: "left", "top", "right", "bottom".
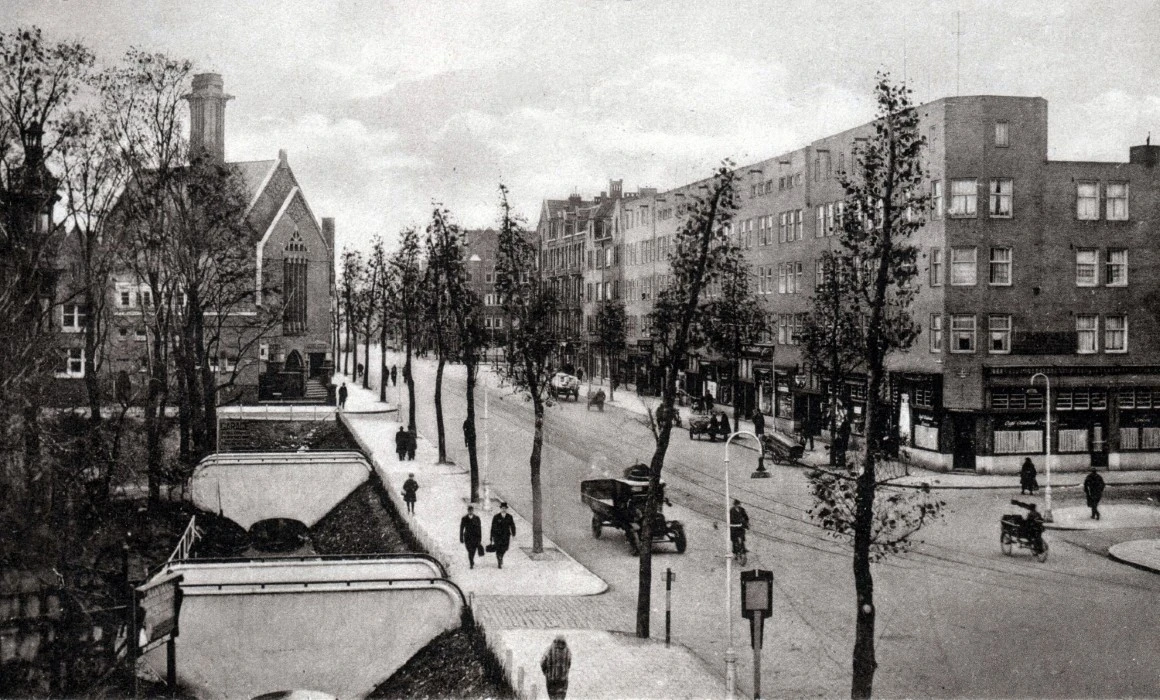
[
  {"left": 333, "top": 373, "right": 730, "bottom": 698},
  {"left": 1108, "top": 540, "right": 1160, "bottom": 575}
]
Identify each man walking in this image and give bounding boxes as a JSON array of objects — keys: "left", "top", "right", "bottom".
[
  {"left": 540, "top": 636, "right": 572, "bottom": 700},
  {"left": 1083, "top": 468, "right": 1106, "bottom": 520},
  {"left": 490, "top": 502, "right": 517, "bottom": 569},
  {"left": 338, "top": 382, "right": 348, "bottom": 410},
  {"left": 395, "top": 426, "right": 408, "bottom": 461},
  {"left": 390, "top": 364, "right": 397, "bottom": 387},
  {"left": 406, "top": 428, "right": 417, "bottom": 460},
  {"left": 459, "top": 505, "right": 482, "bottom": 569},
  {"left": 402, "top": 473, "right": 419, "bottom": 515},
  {"left": 1020, "top": 458, "right": 1039, "bottom": 495},
  {"left": 752, "top": 408, "right": 765, "bottom": 438}
]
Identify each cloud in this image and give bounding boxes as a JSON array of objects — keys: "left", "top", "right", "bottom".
[{"left": 1050, "top": 90, "right": 1160, "bottom": 161}]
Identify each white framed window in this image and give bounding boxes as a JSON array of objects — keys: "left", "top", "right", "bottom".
[
  {"left": 135, "top": 327, "right": 147, "bottom": 342},
  {"left": 950, "top": 246, "right": 977, "bottom": 286},
  {"left": 1106, "top": 248, "right": 1128, "bottom": 287},
  {"left": 950, "top": 314, "right": 976, "bottom": 353},
  {"left": 118, "top": 286, "right": 134, "bottom": 308},
  {"left": 1076, "top": 315, "right": 1098, "bottom": 354},
  {"left": 779, "top": 212, "right": 788, "bottom": 243},
  {"left": 493, "top": 317, "right": 503, "bottom": 329},
  {"left": 62, "top": 303, "right": 85, "bottom": 332},
  {"left": 989, "top": 247, "right": 1012, "bottom": 286},
  {"left": 1076, "top": 181, "right": 1099, "bottom": 220},
  {"left": 1075, "top": 249, "right": 1098, "bottom": 287},
  {"left": 778, "top": 263, "right": 787, "bottom": 294},
  {"left": 815, "top": 260, "right": 824, "bottom": 289},
  {"left": 988, "top": 314, "right": 1012, "bottom": 354},
  {"left": 1105, "top": 315, "right": 1127, "bottom": 353},
  {"left": 931, "top": 180, "right": 943, "bottom": 219},
  {"left": 1107, "top": 182, "right": 1129, "bottom": 221},
  {"left": 994, "top": 121, "right": 1010, "bottom": 147},
  {"left": 930, "top": 248, "right": 944, "bottom": 286},
  {"left": 815, "top": 206, "right": 825, "bottom": 238},
  {"left": 989, "top": 178, "right": 1013, "bottom": 217},
  {"left": 794, "top": 209, "right": 803, "bottom": 240},
  {"left": 929, "top": 313, "right": 943, "bottom": 353},
  {"left": 778, "top": 314, "right": 788, "bottom": 344},
  {"left": 948, "top": 178, "right": 977, "bottom": 217},
  {"left": 826, "top": 203, "right": 835, "bottom": 234},
  {"left": 60, "top": 347, "right": 85, "bottom": 378}
]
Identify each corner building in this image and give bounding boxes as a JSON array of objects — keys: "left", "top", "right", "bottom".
[{"left": 554, "top": 95, "right": 1160, "bottom": 473}]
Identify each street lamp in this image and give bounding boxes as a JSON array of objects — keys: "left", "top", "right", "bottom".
[
  {"left": 723, "top": 429, "right": 766, "bottom": 698},
  {"left": 469, "top": 254, "right": 491, "bottom": 512},
  {"left": 1030, "top": 372, "right": 1053, "bottom": 521}
]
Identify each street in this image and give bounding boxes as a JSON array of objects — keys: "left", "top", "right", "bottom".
[{"left": 365, "top": 350, "right": 1160, "bottom": 698}]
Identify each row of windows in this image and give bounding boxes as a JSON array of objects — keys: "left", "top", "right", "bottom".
[
  {"left": 625, "top": 236, "right": 672, "bottom": 266},
  {"left": 930, "top": 313, "right": 1128, "bottom": 354},
  {"left": 775, "top": 313, "right": 807, "bottom": 345},
  {"left": 56, "top": 347, "right": 241, "bottom": 379},
  {"left": 929, "top": 178, "right": 1129, "bottom": 221},
  {"left": 755, "top": 262, "right": 805, "bottom": 295},
  {"left": 932, "top": 247, "right": 1129, "bottom": 288}
]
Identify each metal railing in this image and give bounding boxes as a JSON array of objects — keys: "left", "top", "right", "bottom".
[{"left": 168, "top": 516, "right": 200, "bottom": 564}]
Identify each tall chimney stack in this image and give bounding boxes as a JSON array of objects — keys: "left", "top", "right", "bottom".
[{"left": 185, "top": 73, "right": 233, "bottom": 162}]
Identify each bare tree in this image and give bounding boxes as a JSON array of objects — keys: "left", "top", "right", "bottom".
[
  {"left": 805, "top": 75, "right": 945, "bottom": 699},
  {"left": 388, "top": 226, "right": 424, "bottom": 433},
  {"left": 594, "top": 300, "right": 627, "bottom": 402},
  {"left": 700, "top": 248, "right": 769, "bottom": 424},
  {"left": 493, "top": 185, "right": 558, "bottom": 552},
  {"left": 423, "top": 209, "right": 455, "bottom": 464},
  {"left": 367, "top": 235, "right": 391, "bottom": 403},
  {"left": 339, "top": 247, "right": 363, "bottom": 379}
]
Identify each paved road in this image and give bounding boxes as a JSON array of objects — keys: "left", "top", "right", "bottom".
[{"left": 362, "top": 350, "right": 1160, "bottom": 698}]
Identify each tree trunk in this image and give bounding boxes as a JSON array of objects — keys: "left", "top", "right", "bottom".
[
  {"left": 404, "top": 322, "right": 416, "bottom": 433},
  {"left": 464, "top": 361, "right": 480, "bottom": 502},
  {"left": 81, "top": 286, "right": 106, "bottom": 499},
  {"left": 379, "top": 322, "right": 389, "bottom": 403},
  {"left": 434, "top": 355, "right": 448, "bottom": 463},
  {"left": 530, "top": 389, "right": 545, "bottom": 553},
  {"left": 363, "top": 320, "right": 372, "bottom": 390},
  {"left": 146, "top": 360, "right": 166, "bottom": 506},
  {"left": 606, "top": 350, "right": 614, "bottom": 402}
]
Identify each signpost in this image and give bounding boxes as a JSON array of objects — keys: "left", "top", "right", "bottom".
[
  {"left": 136, "top": 573, "right": 184, "bottom": 693},
  {"left": 740, "top": 569, "right": 774, "bottom": 700}
]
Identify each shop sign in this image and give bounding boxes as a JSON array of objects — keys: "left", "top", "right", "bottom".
[
  {"left": 995, "top": 416, "right": 1043, "bottom": 430},
  {"left": 1121, "top": 412, "right": 1160, "bottom": 427},
  {"left": 776, "top": 379, "right": 790, "bottom": 394},
  {"left": 915, "top": 411, "right": 939, "bottom": 427}
]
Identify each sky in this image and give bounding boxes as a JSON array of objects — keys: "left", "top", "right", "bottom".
[{"left": 8, "top": 0, "right": 1160, "bottom": 255}]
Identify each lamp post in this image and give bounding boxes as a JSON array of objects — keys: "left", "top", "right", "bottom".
[
  {"left": 723, "top": 429, "right": 764, "bottom": 698},
  {"left": 1030, "top": 372, "right": 1053, "bottom": 521},
  {"left": 469, "top": 254, "right": 492, "bottom": 511}
]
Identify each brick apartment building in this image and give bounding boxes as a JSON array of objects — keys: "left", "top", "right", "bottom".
[
  {"left": 461, "top": 228, "right": 507, "bottom": 350},
  {"left": 536, "top": 94, "right": 1160, "bottom": 473},
  {"left": 52, "top": 73, "right": 336, "bottom": 405}
]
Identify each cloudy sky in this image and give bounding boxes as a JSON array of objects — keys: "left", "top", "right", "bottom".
[{"left": 9, "top": 0, "right": 1160, "bottom": 254}]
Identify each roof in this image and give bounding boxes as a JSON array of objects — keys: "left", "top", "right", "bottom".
[{"left": 230, "top": 159, "right": 278, "bottom": 198}]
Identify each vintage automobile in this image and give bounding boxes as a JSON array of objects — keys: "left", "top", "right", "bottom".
[
  {"left": 687, "top": 408, "right": 714, "bottom": 440},
  {"left": 580, "top": 465, "right": 687, "bottom": 555},
  {"left": 548, "top": 372, "right": 580, "bottom": 401}
]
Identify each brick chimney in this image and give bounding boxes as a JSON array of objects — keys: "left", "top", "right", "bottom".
[{"left": 185, "top": 73, "right": 233, "bottom": 162}]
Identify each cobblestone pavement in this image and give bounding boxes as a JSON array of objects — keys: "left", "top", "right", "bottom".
[{"left": 473, "top": 595, "right": 632, "bottom": 632}]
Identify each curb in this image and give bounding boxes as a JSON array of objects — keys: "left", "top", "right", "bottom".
[{"left": 1107, "top": 549, "right": 1160, "bottom": 576}]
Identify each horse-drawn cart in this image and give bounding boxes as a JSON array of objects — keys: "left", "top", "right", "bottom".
[{"left": 760, "top": 432, "right": 805, "bottom": 464}]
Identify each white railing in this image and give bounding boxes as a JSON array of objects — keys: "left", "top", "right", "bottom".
[{"left": 168, "top": 516, "right": 200, "bottom": 563}]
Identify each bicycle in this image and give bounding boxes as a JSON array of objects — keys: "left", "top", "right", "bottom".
[{"left": 730, "top": 528, "right": 748, "bottom": 566}]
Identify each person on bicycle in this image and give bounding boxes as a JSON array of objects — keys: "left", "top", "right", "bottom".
[{"left": 729, "top": 499, "right": 750, "bottom": 555}]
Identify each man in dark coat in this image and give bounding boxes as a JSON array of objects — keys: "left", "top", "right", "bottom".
[
  {"left": 395, "top": 427, "right": 408, "bottom": 461},
  {"left": 405, "top": 429, "right": 417, "bottom": 460},
  {"left": 390, "top": 364, "right": 397, "bottom": 387},
  {"left": 751, "top": 409, "right": 765, "bottom": 438},
  {"left": 402, "top": 473, "right": 419, "bottom": 514},
  {"left": 490, "top": 502, "right": 517, "bottom": 569},
  {"left": 541, "top": 636, "right": 572, "bottom": 700},
  {"left": 1083, "top": 469, "right": 1106, "bottom": 520},
  {"left": 338, "top": 382, "right": 348, "bottom": 409},
  {"left": 1020, "top": 458, "right": 1038, "bottom": 495},
  {"left": 459, "top": 505, "right": 483, "bottom": 569},
  {"left": 707, "top": 413, "right": 721, "bottom": 442},
  {"left": 718, "top": 411, "right": 731, "bottom": 439}
]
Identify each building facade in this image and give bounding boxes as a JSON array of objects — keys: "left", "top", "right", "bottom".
[
  {"left": 536, "top": 95, "right": 1160, "bottom": 473},
  {"left": 52, "top": 73, "right": 336, "bottom": 405}
]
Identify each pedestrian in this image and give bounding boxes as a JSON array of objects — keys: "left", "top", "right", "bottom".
[
  {"left": 490, "top": 501, "right": 517, "bottom": 569},
  {"left": 540, "top": 636, "right": 572, "bottom": 700},
  {"left": 751, "top": 409, "right": 765, "bottom": 438},
  {"left": 702, "top": 391, "right": 715, "bottom": 412},
  {"left": 357, "top": 362, "right": 364, "bottom": 380},
  {"left": 395, "top": 426, "right": 408, "bottom": 461},
  {"left": 1020, "top": 457, "right": 1039, "bottom": 495},
  {"left": 338, "top": 382, "right": 348, "bottom": 410},
  {"left": 391, "top": 364, "right": 397, "bottom": 387},
  {"left": 402, "top": 473, "right": 419, "bottom": 515},
  {"left": 718, "top": 411, "right": 731, "bottom": 439},
  {"left": 803, "top": 416, "right": 816, "bottom": 451},
  {"left": 459, "top": 505, "right": 483, "bottom": 569},
  {"left": 576, "top": 367, "right": 585, "bottom": 382},
  {"left": 406, "top": 428, "right": 417, "bottom": 461},
  {"left": 1083, "top": 469, "right": 1105, "bottom": 520}
]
